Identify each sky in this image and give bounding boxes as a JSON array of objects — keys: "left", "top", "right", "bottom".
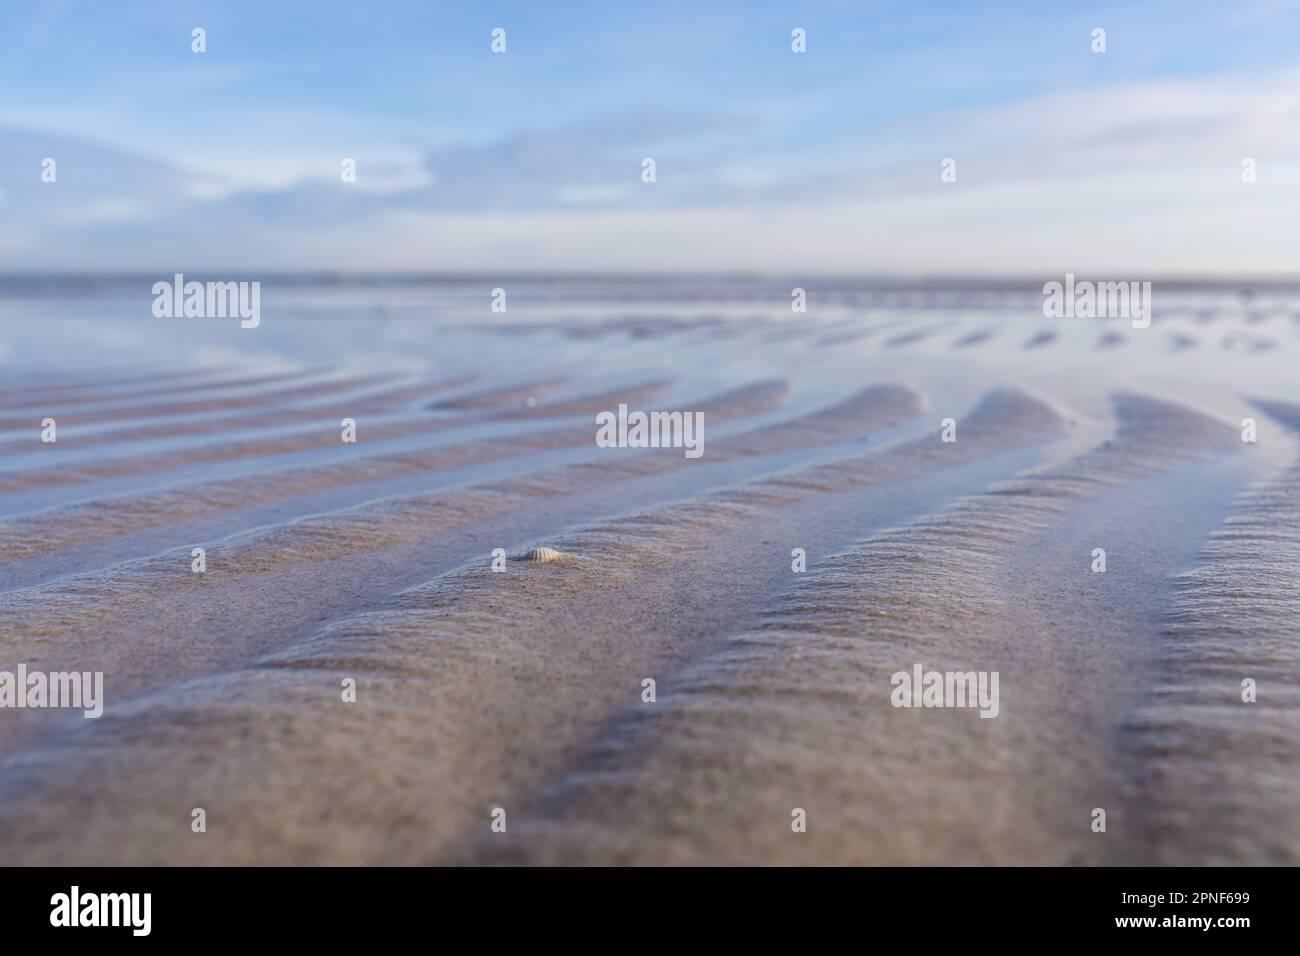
[{"left": 1, "top": 0, "right": 1299, "bottom": 275}]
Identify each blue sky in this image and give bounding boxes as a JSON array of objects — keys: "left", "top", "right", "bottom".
[{"left": 2, "top": 0, "right": 1299, "bottom": 273}]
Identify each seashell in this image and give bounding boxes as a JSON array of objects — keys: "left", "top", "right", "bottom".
[{"left": 521, "top": 546, "right": 564, "bottom": 563}]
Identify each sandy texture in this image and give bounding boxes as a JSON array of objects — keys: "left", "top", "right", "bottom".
[{"left": 1, "top": 276, "right": 1297, "bottom": 864}]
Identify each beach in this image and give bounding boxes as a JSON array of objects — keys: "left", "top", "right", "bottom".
[{"left": 1, "top": 275, "right": 1298, "bottom": 865}]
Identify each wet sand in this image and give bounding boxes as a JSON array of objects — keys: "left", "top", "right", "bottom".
[{"left": 1, "top": 276, "right": 1298, "bottom": 864}]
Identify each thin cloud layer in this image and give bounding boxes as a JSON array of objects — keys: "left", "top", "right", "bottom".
[{"left": 2, "top": 0, "right": 1299, "bottom": 272}]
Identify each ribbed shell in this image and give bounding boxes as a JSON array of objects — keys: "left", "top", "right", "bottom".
[{"left": 521, "top": 546, "right": 564, "bottom": 563}]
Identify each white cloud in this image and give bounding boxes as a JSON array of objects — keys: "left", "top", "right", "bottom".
[
  {"left": 555, "top": 183, "right": 630, "bottom": 205},
  {"left": 4, "top": 64, "right": 1300, "bottom": 274},
  {"left": 51, "top": 197, "right": 152, "bottom": 225}
]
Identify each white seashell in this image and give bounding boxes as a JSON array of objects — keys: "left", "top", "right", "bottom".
[{"left": 521, "top": 546, "right": 564, "bottom": 563}]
